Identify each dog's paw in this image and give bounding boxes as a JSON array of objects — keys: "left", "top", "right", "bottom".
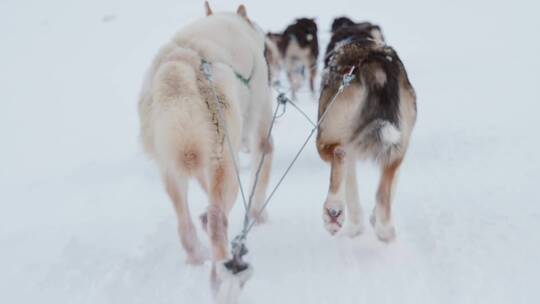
[
  {"left": 185, "top": 244, "right": 209, "bottom": 265},
  {"left": 344, "top": 221, "right": 365, "bottom": 238},
  {"left": 374, "top": 223, "right": 396, "bottom": 242},
  {"left": 323, "top": 200, "right": 345, "bottom": 235},
  {"left": 249, "top": 209, "right": 268, "bottom": 225},
  {"left": 370, "top": 213, "right": 396, "bottom": 242},
  {"left": 215, "top": 261, "right": 253, "bottom": 286},
  {"left": 212, "top": 261, "right": 253, "bottom": 303}
]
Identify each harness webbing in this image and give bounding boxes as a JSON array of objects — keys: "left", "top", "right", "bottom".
[
  {"left": 235, "top": 71, "right": 252, "bottom": 87},
  {"left": 202, "top": 58, "right": 254, "bottom": 88}
]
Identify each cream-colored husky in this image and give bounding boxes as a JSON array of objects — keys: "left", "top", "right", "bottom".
[{"left": 138, "top": 2, "right": 272, "bottom": 289}]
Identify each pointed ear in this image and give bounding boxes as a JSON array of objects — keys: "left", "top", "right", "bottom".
[
  {"left": 204, "top": 1, "right": 213, "bottom": 16},
  {"left": 236, "top": 4, "right": 248, "bottom": 18}
]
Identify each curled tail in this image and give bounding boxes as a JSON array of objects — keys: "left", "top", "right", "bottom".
[
  {"left": 352, "top": 48, "right": 402, "bottom": 156},
  {"left": 150, "top": 57, "right": 213, "bottom": 176}
]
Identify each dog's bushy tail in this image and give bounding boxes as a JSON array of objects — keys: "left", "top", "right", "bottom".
[
  {"left": 151, "top": 59, "right": 213, "bottom": 175},
  {"left": 352, "top": 49, "right": 402, "bottom": 154}
]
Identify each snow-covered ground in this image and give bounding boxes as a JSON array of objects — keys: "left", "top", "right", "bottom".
[{"left": 2, "top": 0, "right": 540, "bottom": 303}]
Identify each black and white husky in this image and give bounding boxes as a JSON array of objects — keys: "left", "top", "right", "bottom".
[
  {"left": 278, "top": 18, "right": 319, "bottom": 99},
  {"left": 316, "top": 19, "right": 417, "bottom": 241}
]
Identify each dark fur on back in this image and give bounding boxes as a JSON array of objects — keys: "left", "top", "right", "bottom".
[
  {"left": 331, "top": 17, "right": 379, "bottom": 35},
  {"left": 330, "top": 16, "right": 356, "bottom": 33},
  {"left": 353, "top": 47, "right": 401, "bottom": 134},
  {"left": 320, "top": 24, "right": 414, "bottom": 159},
  {"left": 279, "top": 18, "right": 319, "bottom": 60},
  {"left": 324, "top": 20, "right": 385, "bottom": 65}
]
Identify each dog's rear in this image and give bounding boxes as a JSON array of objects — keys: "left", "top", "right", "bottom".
[
  {"left": 139, "top": 5, "right": 273, "bottom": 302},
  {"left": 141, "top": 47, "right": 213, "bottom": 176},
  {"left": 317, "top": 23, "right": 416, "bottom": 241},
  {"left": 279, "top": 18, "right": 319, "bottom": 98}
]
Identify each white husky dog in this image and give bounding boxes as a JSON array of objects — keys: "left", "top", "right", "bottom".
[{"left": 138, "top": 2, "right": 273, "bottom": 297}]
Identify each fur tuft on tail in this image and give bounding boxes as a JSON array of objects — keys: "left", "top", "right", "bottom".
[
  {"left": 354, "top": 119, "right": 401, "bottom": 147},
  {"left": 379, "top": 120, "right": 401, "bottom": 145}
]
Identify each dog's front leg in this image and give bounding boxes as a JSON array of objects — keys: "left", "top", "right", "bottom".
[{"left": 163, "top": 172, "right": 206, "bottom": 264}]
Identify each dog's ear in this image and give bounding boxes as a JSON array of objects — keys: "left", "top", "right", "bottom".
[
  {"left": 236, "top": 4, "right": 248, "bottom": 19},
  {"left": 204, "top": 1, "right": 213, "bottom": 16}
]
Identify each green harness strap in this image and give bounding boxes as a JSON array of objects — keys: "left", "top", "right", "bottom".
[
  {"left": 201, "top": 58, "right": 253, "bottom": 89},
  {"left": 235, "top": 71, "right": 252, "bottom": 87}
]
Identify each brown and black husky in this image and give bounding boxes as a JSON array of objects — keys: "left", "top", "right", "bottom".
[{"left": 316, "top": 20, "right": 417, "bottom": 242}]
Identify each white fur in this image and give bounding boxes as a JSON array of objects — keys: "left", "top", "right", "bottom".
[
  {"left": 380, "top": 121, "right": 401, "bottom": 145},
  {"left": 370, "top": 28, "right": 385, "bottom": 43},
  {"left": 138, "top": 9, "right": 273, "bottom": 299},
  {"left": 371, "top": 204, "right": 396, "bottom": 242},
  {"left": 214, "top": 262, "right": 253, "bottom": 304},
  {"left": 373, "top": 68, "right": 387, "bottom": 86},
  {"left": 344, "top": 159, "right": 364, "bottom": 237}
]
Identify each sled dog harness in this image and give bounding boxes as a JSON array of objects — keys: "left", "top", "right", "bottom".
[{"left": 200, "top": 58, "right": 254, "bottom": 89}]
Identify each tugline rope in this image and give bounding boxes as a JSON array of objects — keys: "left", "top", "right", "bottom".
[
  {"left": 245, "top": 66, "right": 356, "bottom": 234},
  {"left": 272, "top": 81, "right": 316, "bottom": 127},
  {"left": 201, "top": 59, "right": 355, "bottom": 273},
  {"left": 243, "top": 102, "right": 281, "bottom": 229}
]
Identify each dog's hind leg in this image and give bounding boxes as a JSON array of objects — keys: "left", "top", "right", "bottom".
[
  {"left": 323, "top": 145, "right": 347, "bottom": 235},
  {"left": 197, "top": 170, "right": 210, "bottom": 233},
  {"left": 371, "top": 158, "right": 402, "bottom": 242},
  {"left": 163, "top": 172, "right": 206, "bottom": 264},
  {"left": 247, "top": 119, "right": 274, "bottom": 225},
  {"left": 344, "top": 158, "right": 364, "bottom": 237},
  {"left": 207, "top": 157, "right": 247, "bottom": 296},
  {"left": 207, "top": 158, "right": 238, "bottom": 262}
]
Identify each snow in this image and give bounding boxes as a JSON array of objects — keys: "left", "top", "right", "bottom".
[{"left": 1, "top": 0, "right": 540, "bottom": 303}]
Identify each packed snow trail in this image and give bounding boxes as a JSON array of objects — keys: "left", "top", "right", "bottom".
[{"left": 1, "top": 0, "right": 539, "bottom": 303}]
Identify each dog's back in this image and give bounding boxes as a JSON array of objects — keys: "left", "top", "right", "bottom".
[
  {"left": 318, "top": 26, "right": 416, "bottom": 163},
  {"left": 139, "top": 12, "right": 268, "bottom": 176},
  {"left": 324, "top": 19, "right": 385, "bottom": 65}
]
